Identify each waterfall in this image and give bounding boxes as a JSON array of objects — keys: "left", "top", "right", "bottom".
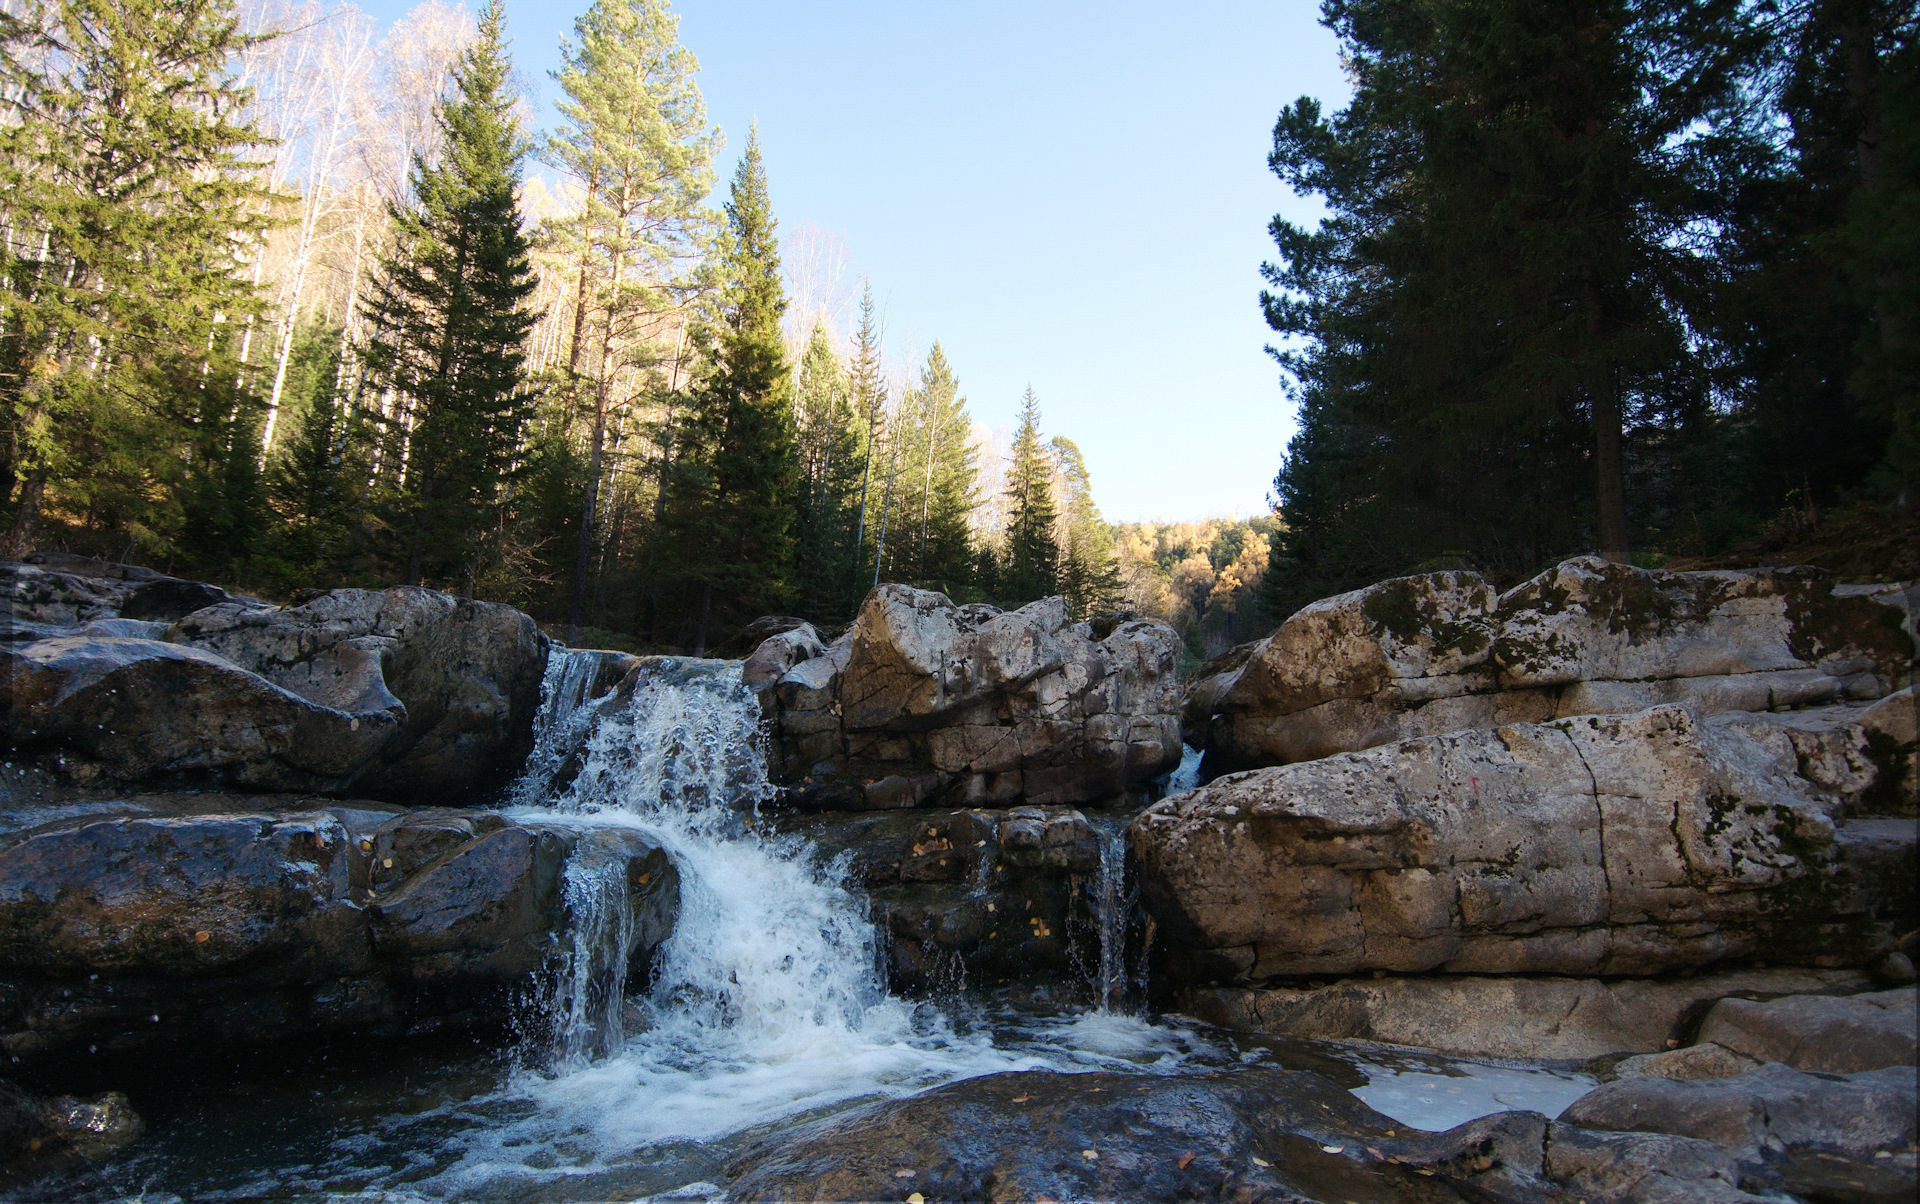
[
  {"left": 490, "top": 655, "right": 1047, "bottom": 1156},
  {"left": 543, "top": 829, "right": 637, "bottom": 1069},
  {"left": 1091, "top": 826, "right": 1136, "bottom": 1013},
  {"left": 510, "top": 645, "right": 615, "bottom": 808}
]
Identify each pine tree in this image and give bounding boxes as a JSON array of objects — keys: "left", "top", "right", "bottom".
[
  {"left": 791, "top": 323, "right": 866, "bottom": 619},
  {"left": 1259, "top": 0, "right": 1761, "bottom": 612},
  {"left": 1000, "top": 386, "right": 1059, "bottom": 605},
  {"left": 1050, "top": 436, "right": 1121, "bottom": 620},
  {"left": 0, "top": 0, "right": 271, "bottom": 557},
  {"left": 359, "top": 0, "right": 539, "bottom": 590},
  {"left": 668, "top": 128, "right": 797, "bottom": 651},
  {"left": 546, "top": 0, "right": 716, "bottom": 638}
]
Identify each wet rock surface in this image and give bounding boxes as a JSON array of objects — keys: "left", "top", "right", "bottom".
[
  {"left": 1134, "top": 704, "right": 1915, "bottom": 982},
  {"left": 773, "top": 803, "right": 1125, "bottom": 994},
  {"left": 1182, "top": 968, "right": 1872, "bottom": 1060},
  {"left": 724, "top": 1065, "right": 1536, "bottom": 1203},
  {"left": 758, "top": 586, "right": 1184, "bottom": 810},
  {"left": 3, "top": 561, "right": 547, "bottom": 803},
  {"left": 1195, "top": 557, "right": 1914, "bottom": 775},
  {"left": 0, "top": 1078, "right": 141, "bottom": 1164},
  {"left": 0, "top": 796, "right": 677, "bottom": 1061}
]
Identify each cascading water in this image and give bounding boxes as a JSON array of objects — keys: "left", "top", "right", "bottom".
[{"left": 1091, "top": 826, "right": 1136, "bottom": 1013}]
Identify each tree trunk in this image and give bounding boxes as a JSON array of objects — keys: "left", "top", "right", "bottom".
[
  {"left": 693, "top": 581, "right": 713, "bottom": 656},
  {"left": 1592, "top": 370, "right": 1630, "bottom": 564},
  {"left": 565, "top": 380, "right": 608, "bottom": 643},
  {"left": 1, "top": 466, "right": 49, "bottom": 559}
]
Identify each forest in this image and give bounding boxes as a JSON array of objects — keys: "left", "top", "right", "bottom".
[
  {"left": 1259, "top": 0, "right": 1918, "bottom": 617},
  {"left": 0, "top": 0, "right": 1128, "bottom": 653}
]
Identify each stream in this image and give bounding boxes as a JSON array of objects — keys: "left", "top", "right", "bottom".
[{"left": 10, "top": 652, "right": 1595, "bottom": 1203}]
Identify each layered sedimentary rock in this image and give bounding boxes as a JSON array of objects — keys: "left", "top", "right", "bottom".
[
  {"left": 1133, "top": 704, "right": 1916, "bottom": 983},
  {"left": 1194, "top": 556, "right": 1915, "bottom": 774},
  {"left": 761, "top": 586, "right": 1183, "bottom": 809},
  {"left": 3, "top": 561, "right": 547, "bottom": 801},
  {"left": 774, "top": 804, "right": 1117, "bottom": 992},
  {"left": 0, "top": 801, "right": 676, "bottom": 1059}
]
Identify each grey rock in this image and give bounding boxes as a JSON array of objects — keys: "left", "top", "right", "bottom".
[
  {"left": 1201, "top": 557, "right": 1914, "bottom": 774},
  {"left": 3, "top": 582, "right": 547, "bottom": 802},
  {"left": 1613, "top": 1043, "right": 1762, "bottom": 1082},
  {"left": 1181, "top": 968, "right": 1869, "bottom": 1060},
  {"left": 1135, "top": 704, "right": 1913, "bottom": 982},
  {"left": 1697, "top": 987, "right": 1917, "bottom": 1073},
  {"left": 1544, "top": 1123, "right": 1763, "bottom": 1203},
  {"left": 0, "top": 805, "right": 677, "bottom": 1060},
  {"left": 766, "top": 586, "right": 1183, "bottom": 809},
  {"left": 0, "top": 1079, "right": 142, "bottom": 1163},
  {"left": 1559, "top": 1062, "right": 1917, "bottom": 1162},
  {"left": 725, "top": 1064, "right": 1549, "bottom": 1204}
]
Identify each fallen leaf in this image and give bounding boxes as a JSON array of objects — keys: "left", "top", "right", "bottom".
[
  {"left": 906, "top": 1194, "right": 924, "bottom": 1204},
  {"left": 1251, "top": 1157, "right": 1271, "bottom": 1167},
  {"left": 194, "top": 930, "right": 211, "bottom": 943},
  {"left": 894, "top": 1169, "right": 916, "bottom": 1178},
  {"left": 1177, "top": 1152, "right": 1195, "bottom": 1170},
  {"left": 1011, "top": 1095, "right": 1031, "bottom": 1103},
  {"left": 1321, "top": 1145, "right": 1344, "bottom": 1154},
  {"left": 1366, "top": 1148, "right": 1382, "bottom": 1159},
  {"left": 1082, "top": 1149, "right": 1099, "bottom": 1161}
]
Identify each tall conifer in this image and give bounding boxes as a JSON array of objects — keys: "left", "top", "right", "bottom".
[
  {"left": 669, "top": 129, "right": 797, "bottom": 651},
  {"left": 791, "top": 323, "right": 866, "bottom": 619},
  {"left": 0, "top": 0, "right": 270, "bottom": 557},
  {"left": 546, "top": 0, "right": 715, "bottom": 639},
  {"left": 1001, "top": 386, "right": 1059, "bottom": 605},
  {"left": 360, "top": 0, "right": 538, "bottom": 590}
]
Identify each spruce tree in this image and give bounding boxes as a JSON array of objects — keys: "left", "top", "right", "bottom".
[
  {"left": 0, "top": 0, "right": 271, "bottom": 557},
  {"left": 791, "top": 323, "right": 866, "bottom": 619},
  {"left": 1000, "top": 386, "right": 1059, "bottom": 605},
  {"left": 668, "top": 128, "right": 797, "bottom": 651},
  {"left": 360, "top": 0, "right": 539, "bottom": 590},
  {"left": 896, "top": 342, "right": 979, "bottom": 594},
  {"left": 262, "top": 323, "right": 370, "bottom": 587},
  {"left": 846, "top": 283, "right": 888, "bottom": 593},
  {"left": 1050, "top": 436, "right": 1121, "bottom": 620}
]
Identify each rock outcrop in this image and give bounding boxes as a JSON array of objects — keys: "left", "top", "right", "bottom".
[
  {"left": 774, "top": 804, "right": 1120, "bottom": 994},
  {"left": 3, "top": 561, "right": 547, "bottom": 802},
  {"left": 1133, "top": 703, "right": 1915, "bottom": 983},
  {"left": 1181, "top": 967, "right": 1871, "bottom": 1061},
  {"left": 0, "top": 800, "right": 677, "bottom": 1060},
  {"left": 725, "top": 1058, "right": 1917, "bottom": 1204},
  {"left": 759, "top": 586, "right": 1184, "bottom": 809},
  {"left": 1193, "top": 557, "right": 1914, "bottom": 775}
]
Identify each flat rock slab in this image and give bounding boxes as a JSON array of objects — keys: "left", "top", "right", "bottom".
[
  {"left": 1183, "top": 968, "right": 1870, "bottom": 1060},
  {"left": 724, "top": 1066, "right": 1556, "bottom": 1203},
  {"left": 1698, "top": 987, "right": 1917, "bottom": 1073}
]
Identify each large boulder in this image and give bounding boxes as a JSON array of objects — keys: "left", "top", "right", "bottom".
[
  {"left": 1200, "top": 557, "right": 1914, "bottom": 774},
  {"left": 2, "top": 577, "right": 548, "bottom": 802},
  {"left": 0, "top": 802, "right": 677, "bottom": 1060},
  {"left": 761, "top": 586, "right": 1184, "bottom": 809},
  {"left": 1133, "top": 704, "right": 1916, "bottom": 983}
]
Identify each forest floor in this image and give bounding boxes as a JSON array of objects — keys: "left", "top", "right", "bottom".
[{"left": 1663, "top": 502, "right": 1919, "bottom": 583}]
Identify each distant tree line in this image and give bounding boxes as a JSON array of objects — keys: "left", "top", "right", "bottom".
[
  {"left": 1115, "top": 516, "right": 1277, "bottom": 662},
  {"left": 1261, "top": 0, "right": 1918, "bottom": 617},
  {"left": 0, "top": 0, "right": 1125, "bottom": 650}
]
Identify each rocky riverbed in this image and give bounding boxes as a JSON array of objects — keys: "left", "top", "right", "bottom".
[{"left": 0, "top": 552, "right": 1912, "bottom": 1202}]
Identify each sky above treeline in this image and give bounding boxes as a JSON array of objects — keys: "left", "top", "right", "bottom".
[{"left": 353, "top": 0, "right": 1352, "bottom": 522}]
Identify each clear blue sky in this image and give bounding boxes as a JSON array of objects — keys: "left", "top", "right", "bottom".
[{"left": 358, "top": 1, "right": 1350, "bottom": 522}]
